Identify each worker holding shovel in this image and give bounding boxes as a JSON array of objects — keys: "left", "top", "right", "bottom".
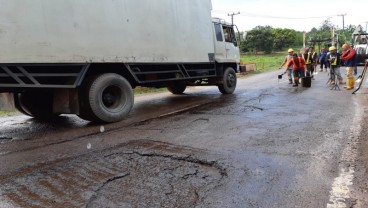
[
  {"left": 279, "top": 48, "right": 295, "bottom": 84},
  {"left": 287, "top": 53, "right": 306, "bottom": 87}
]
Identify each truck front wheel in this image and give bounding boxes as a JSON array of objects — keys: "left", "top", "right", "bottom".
[
  {"left": 79, "top": 73, "right": 134, "bottom": 123},
  {"left": 218, "top": 67, "right": 237, "bottom": 94}
]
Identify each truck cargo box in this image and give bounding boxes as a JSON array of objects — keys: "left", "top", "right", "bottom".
[{"left": 0, "top": 0, "right": 214, "bottom": 63}]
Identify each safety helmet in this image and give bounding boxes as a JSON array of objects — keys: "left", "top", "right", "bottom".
[
  {"left": 288, "top": 48, "right": 294, "bottom": 53},
  {"left": 329, "top": 46, "right": 336, "bottom": 51}
]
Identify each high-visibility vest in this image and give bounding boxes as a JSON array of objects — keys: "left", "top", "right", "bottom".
[
  {"left": 330, "top": 55, "right": 338, "bottom": 66},
  {"left": 306, "top": 52, "right": 316, "bottom": 64},
  {"left": 292, "top": 58, "right": 304, "bottom": 69}
]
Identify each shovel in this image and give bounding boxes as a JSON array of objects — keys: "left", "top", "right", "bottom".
[
  {"left": 278, "top": 72, "right": 286, "bottom": 79},
  {"left": 353, "top": 61, "right": 368, "bottom": 94}
]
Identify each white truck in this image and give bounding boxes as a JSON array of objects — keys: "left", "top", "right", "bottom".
[{"left": 0, "top": 0, "right": 240, "bottom": 123}]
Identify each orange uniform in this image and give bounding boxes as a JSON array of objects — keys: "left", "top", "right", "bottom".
[{"left": 287, "top": 57, "right": 306, "bottom": 71}]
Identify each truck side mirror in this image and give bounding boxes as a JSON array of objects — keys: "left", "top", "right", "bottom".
[{"left": 233, "top": 40, "right": 238, "bottom": 47}]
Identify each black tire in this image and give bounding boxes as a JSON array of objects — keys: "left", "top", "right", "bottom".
[
  {"left": 167, "top": 83, "right": 186, "bottom": 94},
  {"left": 13, "top": 93, "right": 32, "bottom": 116},
  {"left": 218, "top": 67, "right": 237, "bottom": 94},
  {"left": 14, "top": 91, "right": 58, "bottom": 119},
  {"left": 79, "top": 73, "right": 134, "bottom": 123}
]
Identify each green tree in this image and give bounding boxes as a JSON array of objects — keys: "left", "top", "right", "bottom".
[
  {"left": 245, "top": 26, "right": 274, "bottom": 54},
  {"left": 306, "top": 18, "right": 355, "bottom": 50},
  {"left": 295, "top": 31, "right": 304, "bottom": 48},
  {"left": 272, "top": 28, "right": 298, "bottom": 50},
  {"left": 338, "top": 24, "right": 356, "bottom": 44}
]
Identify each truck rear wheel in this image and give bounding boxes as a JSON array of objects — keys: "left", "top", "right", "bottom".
[
  {"left": 167, "top": 84, "right": 186, "bottom": 94},
  {"left": 218, "top": 67, "right": 237, "bottom": 94},
  {"left": 13, "top": 93, "right": 31, "bottom": 117},
  {"left": 79, "top": 73, "right": 134, "bottom": 123},
  {"left": 13, "top": 91, "right": 58, "bottom": 119}
]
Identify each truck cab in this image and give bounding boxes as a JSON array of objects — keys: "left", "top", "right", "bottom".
[{"left": 212, "top": 18, "right": 240, "bottom": 68}]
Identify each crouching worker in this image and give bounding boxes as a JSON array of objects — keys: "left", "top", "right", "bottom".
[{"left": 287, "top": 53, "right": 306, "bottom": 87}]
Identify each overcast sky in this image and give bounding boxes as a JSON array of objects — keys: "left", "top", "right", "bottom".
[{"left": 211, "top": 0, "right": 368, "bottom": 32}]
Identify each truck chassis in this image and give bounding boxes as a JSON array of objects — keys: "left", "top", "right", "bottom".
[{"left": 0, "top": 62, "right": 237, "bottom": 122}]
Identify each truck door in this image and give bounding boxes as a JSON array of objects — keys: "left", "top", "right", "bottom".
[
  {"left": 213, "top": 23, "right": 227, "bottom": 60},
  {"left": 223, "top": 26, "right": 240, "bottom": 61}
]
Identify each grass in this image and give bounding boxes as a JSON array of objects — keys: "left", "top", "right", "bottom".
[
  {"left": 134, "top": 87, "right": 167, "bottom": 95},
  {"left": 0, "top": 110, "right": 17, "bottom": 116},
  {"left": 240, "top": 51, "right": 286, "bottom": 74}
]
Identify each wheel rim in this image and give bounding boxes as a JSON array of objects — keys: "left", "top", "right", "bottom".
[
  {"left": 102, "top": 85, "right": 125, "bottom": 111},
  {"left": 227, "top": 73, "right": 236, "bottom": 88}
]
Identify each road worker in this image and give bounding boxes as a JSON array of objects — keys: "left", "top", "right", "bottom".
[
  {"left": 341, "top": 44, "right": 357, "bottom": 90},
  {"left": 287, "top": 53, "right": 306, "bottom": 87},
  {"left": 304, "top": 46, "right": 317, "bottom": 78},
  {"left": 327, "top": 46, "right": 343, "bottom": 85},
  {"left": 279, "top": 48, "right": 294, "bottom": 84},
  {"left": 319, "top": 48, "right": 328, "bottom": 72}
]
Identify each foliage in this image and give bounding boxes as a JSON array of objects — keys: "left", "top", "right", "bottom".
[
  {"left": 306, "top": 18, "right": 355, "bottom": 49},
  {"left": 272, "top": 28, "right": 298, "bottom": 51},
  {"left": 241, "top": 26, "right": 303, "bottom": 54},
  {"left": 240, "top": 18, "right": 356, "bottom": 54},
  {"left": 244, "top": 26, "right": 274, "bottom": 54}
]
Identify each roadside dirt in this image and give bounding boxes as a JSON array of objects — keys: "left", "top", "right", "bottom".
[{"left": 351, "top": 100, "right": 368, "bottom": 207}]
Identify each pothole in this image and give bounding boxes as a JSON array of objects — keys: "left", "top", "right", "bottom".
[{"left": 0, "top": 140, "right": 226, "bottom": 208}]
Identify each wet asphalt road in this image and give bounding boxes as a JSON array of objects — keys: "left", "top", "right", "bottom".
[{"left": 0, "top": 68, "right": 368, "bottom": 208}]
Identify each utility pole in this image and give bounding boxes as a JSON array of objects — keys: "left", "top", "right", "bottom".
[
  {"left": 366, "top": 21, "right": 368, "bottom": 32},
  {"left": 337, "top": 14, "right": 347, "bottom": 30},
  {"left": 228, "top": 12, "right": 240, "bottom": 25}
]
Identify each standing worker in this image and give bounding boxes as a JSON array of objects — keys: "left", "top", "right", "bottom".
[
  {"left": 287, "top": 53, "right": 306, "bottom": 87},
  {"left": 279, "top": 48, "right": 294, "bottom": 84},
  {"left": 327, "top": 46, "right": 343, "bottom": 85},
  {"left": 341, "top": 44, "right": 357, "bottom": 90},
  {"left": 304, "top": 46, "right": 317, "bottom": 78},
  {"left": 319, "top": 48, "right": 328, "bottom": 72}
]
